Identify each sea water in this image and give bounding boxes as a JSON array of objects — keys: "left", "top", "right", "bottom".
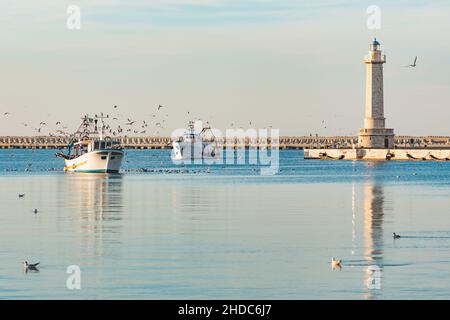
[{"left": 1, "top": 149, "right": 450, "bottom": 299}]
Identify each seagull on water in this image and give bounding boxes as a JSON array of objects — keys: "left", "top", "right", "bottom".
[
  {"left": 404, "top": 56, "right": 418, "bottom": 68},
  {"left": 33, "top": 209, "right": 38, "bottom": 214},
  {"left": 393, "top": 232, "right": 401, "bottom": 239},
  {"left": 23, "top": 261, "right": 40, "bottom": 272},
  {"left": 331, "top": 257, "right": 342, "bottom": 269}
]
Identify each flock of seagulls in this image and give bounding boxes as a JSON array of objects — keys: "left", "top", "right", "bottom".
[
  {"left": 1, "top": 104, "right": 174, "bottom": 137},
  {"left": 2, "top": 102, "right": 278, "bottom": 139},
  {"left": 2, "top": 103, "right": 263, "bottom": 139}
]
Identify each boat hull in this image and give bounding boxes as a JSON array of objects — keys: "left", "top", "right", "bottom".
[
  {"left": 64, "top": 150, "right": 124, "bottom": 173},
  {"left": 171, "top": 141, "right": 220, "bottom": 161}
]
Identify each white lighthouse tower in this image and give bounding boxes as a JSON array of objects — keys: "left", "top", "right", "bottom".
[
  {"left": 358, "top": 38, "right": 394, "bottom": 149},
  {"left": 304, "top": 38, "right": 450, "bottom": 161}
]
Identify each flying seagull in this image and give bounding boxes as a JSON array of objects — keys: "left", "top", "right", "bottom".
[
  {"left": 33, "top": 209, "right": 38, "bottom": 214},
  {"left": 23, "top": 261, "right": 40, "bottom": 272},
  {"left": 393, "top": 232, "right": 401, "bottom": 239},
  {"left": 158, "top": 105, "right": 163, "bottom": 110},
  {"left": 404, "top": 56, "right": 417, "bottom": 68},
  {"left": 18, "top": 194, "right": 25, "bottom": 198}
]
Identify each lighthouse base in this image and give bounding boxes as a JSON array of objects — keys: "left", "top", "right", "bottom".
[
  {"left": 304, "top": 148, "right": 450, "bottom": 161},
  {"left": 358, "top": 128, "right": 394, "bottom": 149}
]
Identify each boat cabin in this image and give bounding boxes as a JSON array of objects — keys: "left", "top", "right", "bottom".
[{"left": 69, "top": 139, "right": 118, "bottom": 158}]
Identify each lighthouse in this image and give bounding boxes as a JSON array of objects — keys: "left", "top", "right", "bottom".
[
  {"left": 304, "top": 38, "right": 450, "bottom": 161},
  {"left": 358, "top": 39, "right": 394, "bottom": 149}
]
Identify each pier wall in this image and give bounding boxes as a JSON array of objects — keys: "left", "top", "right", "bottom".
[
  {"left": 305, "top": 148, "right": 450, "bottom": 161},
  {"left": 0, "top": 135, "right": 449, "bottom": 150}
]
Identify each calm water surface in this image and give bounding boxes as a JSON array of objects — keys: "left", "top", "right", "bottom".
[{"left": 1, "top": 149, "right": 450, "bottom": 299}]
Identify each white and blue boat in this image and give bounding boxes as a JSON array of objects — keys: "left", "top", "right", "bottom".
[{"left": 56, "top": 115, "right": 124, "bottom": 173}]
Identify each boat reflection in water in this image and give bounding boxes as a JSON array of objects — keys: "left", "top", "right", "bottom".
[{"left": 62, "top": 173, "right": 124, "bottom": 258}]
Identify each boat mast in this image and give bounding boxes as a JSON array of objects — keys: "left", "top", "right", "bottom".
[
  {"left": 96, "top": 113, "right": 109, "bottom": 140},
  {"left": 73, "top": 115, "right": 94, "bottom": 141}
]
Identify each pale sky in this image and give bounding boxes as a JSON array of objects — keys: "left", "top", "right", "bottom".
[{"left": 1, "top": 0, "right": 449, "bottom": 136}]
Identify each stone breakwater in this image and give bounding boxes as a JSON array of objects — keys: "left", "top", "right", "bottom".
[
  {"left": 0, "top": 135, "right": 449, "bottom": 150},
  {"left": 304, "top": 148, "right": 450, "bottom": 161}
]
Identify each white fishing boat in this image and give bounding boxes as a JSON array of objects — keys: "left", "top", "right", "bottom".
[
  {"left": 172, "top": 120, "right": 220, "bottom": 162},
  {"left": 56, "top": 114, "right": 124, "bottom": 173}
]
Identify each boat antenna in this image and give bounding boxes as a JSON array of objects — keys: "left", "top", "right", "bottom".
[{"left": 96, "top": 113, "right": 109, "bottom": 140}]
